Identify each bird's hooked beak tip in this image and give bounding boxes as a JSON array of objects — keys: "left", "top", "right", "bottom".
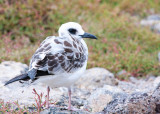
[{"left": 80, "top": 32, "right": 97, "bottom": 39}]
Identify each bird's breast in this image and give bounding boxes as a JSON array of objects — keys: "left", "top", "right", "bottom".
[{"left": 36, "top": 61, "right": 87, "bottom": 88}]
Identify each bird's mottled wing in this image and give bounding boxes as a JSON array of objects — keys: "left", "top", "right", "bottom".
[
  {"left": 29, "top": 35, "right": 87, "bottom": 78},
  {"left": 29, "top": 36, "right": 63, "bottom": 72}
]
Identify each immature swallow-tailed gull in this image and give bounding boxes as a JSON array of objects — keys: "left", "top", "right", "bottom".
[{"left": 5, "top": 22, "right": 97, "bottom": 110}]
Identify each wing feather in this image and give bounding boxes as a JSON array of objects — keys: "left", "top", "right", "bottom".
[{"left": 29, "top": 36, "right": 87, "bottom": 79}]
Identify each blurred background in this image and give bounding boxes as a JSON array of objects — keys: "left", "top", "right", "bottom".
[{"left": 0, "top": 0, "right": 160, "bottom": 80}]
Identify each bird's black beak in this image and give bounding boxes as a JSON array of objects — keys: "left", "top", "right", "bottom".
[{"left": 80, "top": 32, "right": 97, "bottom": 39}]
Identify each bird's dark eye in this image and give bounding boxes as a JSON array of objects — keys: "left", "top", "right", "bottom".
[{"left": 68, "top": 28, "right": 77, "bottom": 34}]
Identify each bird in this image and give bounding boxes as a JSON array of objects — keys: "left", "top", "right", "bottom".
[{"left": 4, "top": 22, "right": 97, "bottom": 110}]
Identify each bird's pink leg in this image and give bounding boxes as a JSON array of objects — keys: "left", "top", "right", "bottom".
[
  {"left": 68, "top": 87, "right": 72, "bottom": 110},
  {"left": 67, "top": 87, "right": 80, "bottom": 111},
  {"left": 46, "top": 86, "right": 50, "bottom": 108}
]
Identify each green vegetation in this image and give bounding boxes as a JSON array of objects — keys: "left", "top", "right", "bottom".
[{"left": 0, "top": 0, "right": 160, "bottom": 79}]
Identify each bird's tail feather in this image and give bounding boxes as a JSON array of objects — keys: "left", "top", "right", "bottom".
[{"left": 4, "top": 73, "right": 29, "bottom": 86}]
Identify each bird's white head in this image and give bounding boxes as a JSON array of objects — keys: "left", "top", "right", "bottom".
[{"left": 58, "top": 22, "right": 97, "bottom": 39}]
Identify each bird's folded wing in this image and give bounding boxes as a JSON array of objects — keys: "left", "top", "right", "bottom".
[{"left": 28, "top": 36, "right": 86, "bottom": 80}]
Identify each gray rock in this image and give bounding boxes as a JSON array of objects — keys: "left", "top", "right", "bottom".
[
  {"left": 117, "top": 70, "right": 128, "bottom": 76},
  {"left": 140, "top": 15, "right": 160, "bottom": 26},
  {"left": 102, "top": 83, "right": 160, "bottom": 114},
  {"left": 0, "top": 61, "right": 29, "bottom": 92},
  {"left": 145, "top": 75, "right": 156, "bottom": 82},
  {"left": 147, "top": 15, "right": 160, "bottom": 20},
  {"left": 126, "top": 92, "right": 155, "bottom": 114},
  {"left": 129, "top": 76, "right": 138, "bottom": 83},
  {"left": 103, "top": 92, "right": 156, "bottom": 114},
  {"left": 158, "top": 52, "right": 160, "bottom": 62},
  {"left": 0, "top": 61, "right": 28, "bottom": 83},
  {"left": 40, "top": 107, "right": 90, "bottom": 114},
  {"left": 140, "top": 14, "right": 160, "bottom": 33},
  {"left": 118, "top": 75, "right": 160, "bottom": 94},
  {"left": 75, "top": 67, "right": 117, "bottom": 90},
  {"left": 87, "top": 85, "right": 126, "bottom": 112},
  {"left": 151, "top": 23, "right": 160, "bottom": 33},
  {"left": 118, "top": 81, "right": 137, "bottom": 93},
  {"left": 153, "top": 76, "right": 160, "bottom": 88},
  {"left": 152, "top": 83, "right": 160, "bottom": 113}
]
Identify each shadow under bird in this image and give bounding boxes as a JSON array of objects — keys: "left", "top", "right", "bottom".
[{"left": 4, "top": 22, "right": 97, "bottom": 110}]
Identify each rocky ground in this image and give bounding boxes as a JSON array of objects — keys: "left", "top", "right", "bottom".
[{"left": 0, "top": 61, "right": 160, "bottom": 113}]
